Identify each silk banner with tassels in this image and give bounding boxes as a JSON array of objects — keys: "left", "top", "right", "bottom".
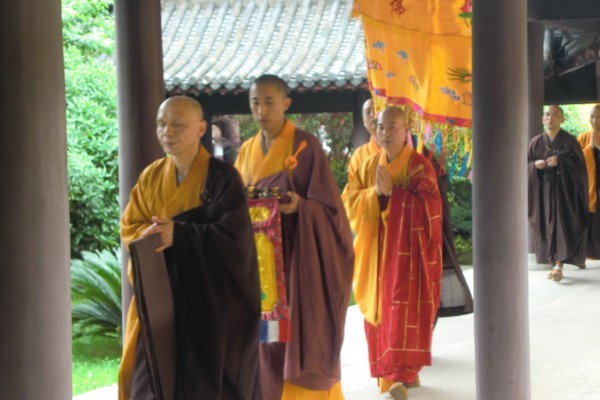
[{"left": 353, "top": 0, "right": 473, "bottom": 128}]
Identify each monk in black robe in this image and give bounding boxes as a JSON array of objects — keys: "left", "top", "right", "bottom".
[
  {"left": 119, "top": 96, "right": 261, "bottom": 399},
  {"left": 528, "top": 105, "right": 589, "bottom": 282}
]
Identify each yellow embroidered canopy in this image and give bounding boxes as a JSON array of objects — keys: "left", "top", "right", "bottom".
[{"left": 353, "top": 0, "right": 473, "bottom": 127}]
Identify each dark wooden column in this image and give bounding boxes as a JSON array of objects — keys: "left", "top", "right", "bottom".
[
  {"left": 528, "top": 22, "right": 545, "bottom": 139},
  {"left": 0, "top": 0, "right": 71, "bottom": 398},
  {"left": 115, "top": 0, "right": 165, "bottom": 332},
  {"left": 473, "top": 1, "right": 531, "bottom": 399}
]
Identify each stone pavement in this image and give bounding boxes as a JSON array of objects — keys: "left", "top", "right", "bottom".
[{"left": 75, "top": 261, "right": 600, "bottom": 400}]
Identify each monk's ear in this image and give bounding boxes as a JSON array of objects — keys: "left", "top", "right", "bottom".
[
  {"left": 197, "top": 120, "right": 207, "bottom": 140},
  {"left": 283, "top": 96, "right": 292, "bottom": 112}
]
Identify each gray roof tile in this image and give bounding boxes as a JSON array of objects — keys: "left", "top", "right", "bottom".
[{"left": 162, "top": 0, "right": 367, "bottom": 93}]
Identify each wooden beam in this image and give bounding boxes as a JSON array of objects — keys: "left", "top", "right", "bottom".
[
  {"left": 529, "top": 0, "right": 600, "bottom": 22},
  {"left": 192, "top": 89, "right": 362, "bottom": 116}
]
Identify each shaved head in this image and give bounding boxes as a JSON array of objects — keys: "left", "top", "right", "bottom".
[
  {"left": 156, "top": 96, "right": 206, "bottom": 158},
  {"left": 159, "top": 95, "right": 204, "bottom": 122},
  {"left": 252, "top": 74, "right": 289, "bottom": 99},
  {"left": 377, "top": 106, "right": 409, "bottom": 160},
  {"left": 378, "top": 106, "right": 408, "bottom": 125}
]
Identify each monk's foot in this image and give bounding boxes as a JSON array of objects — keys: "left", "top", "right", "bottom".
[
  {"left": 389, "top": 382, "right": 409, "bottom": 400},
  {"left": 404, "top": 375, "right": 420, "bottom": 388},
  {"left": 548, "top": 268, "right": 563, "bottom": 282},
  {"left": 577, "top": 263, "right": 587, "bottom": 269}
]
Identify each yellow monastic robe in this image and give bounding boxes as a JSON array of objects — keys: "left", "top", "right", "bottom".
[
  {"left": 235, "top": 120, "right": 345, "bottom": 400},
  {"left": 118, "top": 147, "right": 210, "bottom": 400},
  {"left": 583, "top": 143, "right": 597, "bottom": 213},
  {"left": 235, "top": 120, "right": 296, "bottom": 185},
  {"left": 342, "top": 144, "right": 413, "bottom": 325},
  {"left": 347, "top": 137, "right": 380, "bottom": 183},
  {"left": 578, "top": 130, "right": 592, "bottom": 149}
]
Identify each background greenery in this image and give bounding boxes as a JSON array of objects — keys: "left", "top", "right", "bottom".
[
  {"left": 64, "top": 0, "right": 119, "bottom": 258},
  {"left": 72, "top": 335, "right": 121, "bottom": 396}
]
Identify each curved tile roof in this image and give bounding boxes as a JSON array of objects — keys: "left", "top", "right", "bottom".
[{"left": 162, "top": 0, "right": 367, "bottom": 94}]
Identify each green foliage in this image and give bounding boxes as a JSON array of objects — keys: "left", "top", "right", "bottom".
[
  {"left": 72, "top": 335, "right": 121, "bottom": 395},
  {"left": 559, "top": 104, "right": 589, "bottom": 136},
  {"left": 71, "top": 248, "right": 122, "bottom": 339},
  {"left": 290, "top": 113, "right": 353, "bottom": 192},
  {"left": 454, "top": 235, "right": 473, "bottom": 265},
  {"left": 447, "top": 177, "right": 472, "bottom": 238},
  {"left": 63, "top": 0, "right": 119, "bottom": 256},
  {"left": 447, "top": 176, "right": 473, "bottom": 264}
]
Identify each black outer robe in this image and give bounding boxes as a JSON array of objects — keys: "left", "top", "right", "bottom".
[
  {"left": 528, "top": 130, "right": 589, "bottom": 265},
  {"left": 134, "top": 158, "right": 262, "bottom": 400},
  {"left": 421, "top": 148, "right": 473, "bottom": 317}
]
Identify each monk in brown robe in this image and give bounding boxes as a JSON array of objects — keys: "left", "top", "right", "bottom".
[
  {"left": 118, "top": 96, "right": 261, "bottom": 399},
  {"left": 234, "top": 75, "right": 354, "bottom": 400},
  {"left": 343, "top": 107, "right": 443, "bottom": 400},
  {"left": 528, "top": 105, "right": 589, "bottom": 282},
  {"left": 577, "top": 105, "right": 600, "bottom": 259}
]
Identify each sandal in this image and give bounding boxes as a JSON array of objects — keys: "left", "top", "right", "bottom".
[{"left": 389, "top": 382, "right": 409, "bottom": 400}]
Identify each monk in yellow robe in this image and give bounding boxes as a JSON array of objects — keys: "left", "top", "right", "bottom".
[
  {"left": 344, "top": 101, "right": 472, "bottom": 321},
  {"left": 235, "top": 75, "right": 354, "bottom": 400},
  {"left": 579, "top": 104, "right": 600, "bottom": 258},
  {"left": 118, "top": 96, "right": 261, "bottom": 399},
  {"left": 347, "top": 98, "right": 380, "bottom": 181},
  {"left": 343, "top": 107, "right": 442, "bottom": 400}
]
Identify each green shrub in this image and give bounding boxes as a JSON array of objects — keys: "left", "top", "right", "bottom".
[
  {"left": 448, "top": 177, "right": 472, "bottom": 238},
  {"left": 454, "top": 235, "right": 473, "bottom": 265},
  {"left": 71, "top": 248, "right": 122, "bottom": 339},
  {"left": 63, "top": 0, "right": 119, "bottom": 257}
]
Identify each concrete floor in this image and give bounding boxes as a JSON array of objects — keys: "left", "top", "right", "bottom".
[{"left": 75, "top": 261, "right": 600, "bottom": 400}]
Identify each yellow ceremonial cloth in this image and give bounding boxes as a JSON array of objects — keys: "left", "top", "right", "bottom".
[
  {"left": 583, "top": 143, "right": 597, "bottom": 213},
  {"left": 342, "top": 144, "right": 413, "bottom": 325},
  {"left": 353, "top": 0, "right": 472, "bottom": 127},
  {"left": 347, "top": 137, "right": 380, "bottom": 183},
  {"left": 281, "top": 381, "right": 344, "bottom": 400},
  {"left": 235, "top": 120, "right": 296, "bottom": 185},
  {"left": 118, "top": 146, "right": 210, "bottom": 400},
  {"left": 578, "top": 131, "right": 592, "bottom": 149}
]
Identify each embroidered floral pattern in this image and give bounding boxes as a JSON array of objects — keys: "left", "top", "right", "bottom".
[{"left": 390, "top": 0, "right": 406, "bottom": 15}]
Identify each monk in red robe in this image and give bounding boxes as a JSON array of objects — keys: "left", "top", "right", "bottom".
[
  {"left": 235, "top": 75, "right": 354, "bottom": 400},
  {"left": 342, "top": 107, "right": 442, "bottom": 400}
]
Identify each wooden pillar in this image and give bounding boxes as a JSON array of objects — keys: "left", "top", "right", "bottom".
[
  {"left": 528, "top": 22, "right": 545, "bottom": 139},
  {"left": 0, "top": 1, "right": 71, "bottom": 398},
  {"left": 115, "top": 0, "right": 165, "bottom": 332},
  {"left": 473, "top": 1, "right": 531, "bottom": 399}
]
